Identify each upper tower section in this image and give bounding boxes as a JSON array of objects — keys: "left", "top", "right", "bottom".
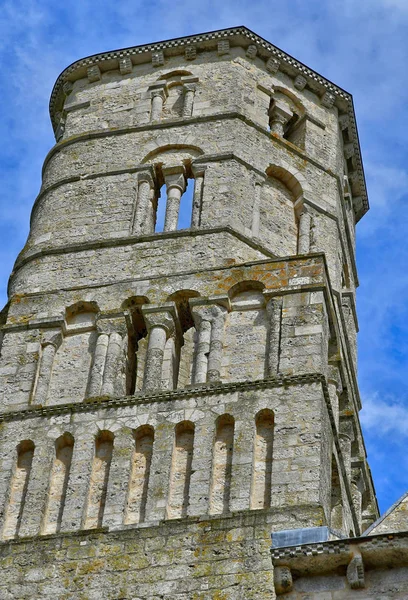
[{"left": 12, "top": 27, "right": 367, "bottom": 300}]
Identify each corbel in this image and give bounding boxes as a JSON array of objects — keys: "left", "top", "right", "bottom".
[
  {"left": 347, "top": 549, "right": 365, "bottom": 589},
  {"left": 274, "top": 566, "right": 293, "bottom": 594}
]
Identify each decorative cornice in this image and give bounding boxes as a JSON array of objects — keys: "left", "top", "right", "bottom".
[
  {"left": 48, "top": 26, "right": 368, "bottom": 219},
  {"left": 0, "top": 373, "right": 325, "bottom": 423},
  {"left": 271, "top": 530, "right": 408, "bottom": 567}
]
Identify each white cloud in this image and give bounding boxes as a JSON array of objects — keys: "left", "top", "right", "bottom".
[{"left": 361, "top": 393, "right": 408, "bottom": 438}]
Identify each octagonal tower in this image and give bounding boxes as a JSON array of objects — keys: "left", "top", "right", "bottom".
[{"left": 0, "top": 27, "right": 377, "bottom": 599}]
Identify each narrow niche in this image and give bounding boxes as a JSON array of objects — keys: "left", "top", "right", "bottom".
[
  {"left": 2, "top": 440, "right": 35, "bottom": 540},
  {"left": 209, "top": 414, "right": 234, "bottom": 515},
  {"left": 83, "top": 430, "right": 114, "bottom": 529},
  {"left": 167, "top": 421, "right": 195, "bottom": 519},
  {"left": 331, "top": 455, "right": 343, "bottom": 532},
  {"left": 125, "top": 425, "right": 154, "bottom": 525},
  {"left": 250, "top": 409, "right": 274, "bottom": 510},
  {"left": 42, "top": 433, "right": 74, "bottom": 535}
]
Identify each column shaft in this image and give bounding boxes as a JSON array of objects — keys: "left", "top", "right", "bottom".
[
  {"left": 132, "top": 179, "right": 152, "bottom": 235},
  {"left": 164, "top": 186, "right": 182, "bottom": 232},
  {"left": 87, "top": 332, "right": 109, "bottom": 397},
  {"left": 183, "top": 88, "right": 195, "bottom": 117},
  {"left": 251, "top": 183, "right": 262, "bottom": 238},
  {"left": 298, "top": 209, "right": 311, "bottom": 254},
  {"left": 207, "top": 311, "right": 226, "bottom": 382},
  {"left": 191, "top": 173, "right": 204, "bottom": 228},
  {"left": 34, "top": 343, "right": 57, "bottom": 405},
  {"left": 151, "top": 93, "right": 164, "bottom": 121},
  {"left": 101, "top": 332, "right": 123, "bottom": 396},
  {"left": 266, "top": 297, "right": 282, "bottom": 376},
  {"left": 143, "top": 326, "right": 167, "bottom": 391},
  {"left": 193, "top": 319, "right": 211, "bottom": 384}
]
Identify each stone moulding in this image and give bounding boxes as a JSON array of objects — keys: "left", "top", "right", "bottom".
[
  {"left": 271, "top": 531, "right": 408, "bottom": 594},
  {"left": 47, "top": 26, "right": 368, "bottom": 219},
  {"left": 0, "top": 372, "right": 326, "bottom": 423}
]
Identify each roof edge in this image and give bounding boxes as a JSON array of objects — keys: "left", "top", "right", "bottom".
[{"left": 49, "top": 26, "right": 369, "bottom": 219}]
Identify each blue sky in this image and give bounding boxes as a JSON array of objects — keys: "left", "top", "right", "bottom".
[{"left": 0, "top": 0, "right": 407, "bottom": 516}]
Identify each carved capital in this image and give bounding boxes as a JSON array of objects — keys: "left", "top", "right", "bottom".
[
  {"left": 149, "top": 82, "right": 168, "bottom": 100},
  {"left": 142, "top": 303, "right": 179, "bottom": 338},
  {"left": 274, "top": 566, "right": 293, "bottom": 594},
  {"left": 190, "top": 298, "right": 228, "bottom": 327},
  {"left": 138, "top": 167, "right": 155, "bottom": 187},
  {"left": 269, "top": 99, "right": 293, "bottom": 136},
  {"left": 191, "top": 163, "right": 207, "bottom": 179},
  {"left": 162, "top": 165, "right": 187, "bottom": 193},
  {"left": 41, "top": 330, "right": 63, "bottom": 349},
  {"left": 96, "top": 316, "right": 127, "bottom": 336}
]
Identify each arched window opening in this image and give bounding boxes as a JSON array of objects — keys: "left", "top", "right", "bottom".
[
  {"left": 167, "top": 289, "right": 200, "bottom": 389},
  {"left": 209, "top": 414, "right": 235, "bottom": 515},
  {"left": 125, "top": 426, "right": 154, "bottom": 525},
  {"left": 2, "top": 440, "right": 35, "bottom": 540},
  {"left": 162, "top": 82, "right": 185, "bottom": 119},
  {"left": 250, "top": 410, "right": 274, "bottom": 510},
  {"left": 331, "top": 455, "right": 343, "bottom": 532},
  {"left": 84, "top": 430, "right": 114, "bottom": 529},
  {"left": 42, "top": 433, "right": 74, "bottom": 535},
  {"left": 268, "top": 89, "right": 305, "bottom": 148},
  {"left": 167, "top": 421, "right": 195, "bottom": 519},
  {"left": 177, "top": 179, "right": 194, "bottom": 230},
  {"left": 124, "top": 298, "right": 149, "bottom": 395},
  {"left": 155, "top": 183, "right": 167, "bottom": 233}
]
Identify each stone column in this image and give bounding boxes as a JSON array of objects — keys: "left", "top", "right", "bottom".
[
  {"left": 132, "top": 169, "right": 155, "bottom": 236},
  {"left": 339, "top": 416, "right": 355, "bottom": 481},
  {"left": 351, "top": 467, "right": 364, "bottom": 531},
  {"left": 190, "top": 300, "right": 228, "bottom": 384},
  {"left": 328, "top": 364, "right": 342, "bottom": 429},
  {"left": 297, "top": 205, "right": 311, "bottom": 254},
  {"left": 163, "top": 166, "right": 186, "bottom": 232},
  {"left": 191, "top": 305, "right": 212, "bottom": 384},
  {"left": 265, "top": 295, "right": 282, "bottom": 376},
  {"left": 33, "top": 330, "right": 62, "bottom": 405},
  {"left": 207, "top": 305, "right": 228, "bottom": 383},
  {"left": 182, "top": 83, "right": 196, "bottom": 117},
  {"left": 268, "top": 99, "right": 293, "bottom": 136},
  {"left": 339, "top": 433, "right": 352, "bottom": 480},
  {"left": 149, "top": 83, "right": 168, "bottom": 121},
  {"left": 101, "top": 332, "right": 125, "bottom": 396},
  {"left": 141, "top": 303, "right": 178, "bottom": 392},
  {"left": 190, "top": 165, "right": 206, "bottom": 228},
  {"left": 251, "top": 179, "right": 263, "bottom": 238},
  {"left": 87, "top": 332, "right": 109, "bottom": 397}
]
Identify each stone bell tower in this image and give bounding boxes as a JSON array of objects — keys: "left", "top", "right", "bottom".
[{"left": 0, "top": 27, "right": 378, "bottom": 599}]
